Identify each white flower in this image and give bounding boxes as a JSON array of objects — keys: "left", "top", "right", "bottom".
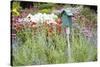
[{"left": 19, "top": 13, "right": 58, "bottom": 25}]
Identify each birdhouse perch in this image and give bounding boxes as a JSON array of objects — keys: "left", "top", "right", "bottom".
[
  {"left": 61, "top": 9, "right": 73, "bottom": 28},
  {"left": 61, "top": 9, "right": 73, "bottom": 62}
]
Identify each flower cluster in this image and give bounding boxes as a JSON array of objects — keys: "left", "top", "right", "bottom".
[{"left": 12, "top": 13, "right": 63, "bottom": 39}]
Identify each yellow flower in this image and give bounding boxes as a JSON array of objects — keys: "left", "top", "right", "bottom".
[{"left": 12, "top": 8, "right": 20, "bottom": 16}]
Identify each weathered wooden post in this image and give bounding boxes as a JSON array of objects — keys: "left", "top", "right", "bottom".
[{"left": 61, "top": 9, "right": 73, "bottom": 62}]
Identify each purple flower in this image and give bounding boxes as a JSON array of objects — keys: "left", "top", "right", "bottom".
[{"left": 81, "top": 27, "right": 92, "bottom": 38}]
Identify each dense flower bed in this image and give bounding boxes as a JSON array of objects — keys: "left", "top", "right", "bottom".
[{"left": 11, "top": 2, "right": 97, "bottom": 66}]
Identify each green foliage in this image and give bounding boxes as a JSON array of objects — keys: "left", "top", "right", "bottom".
[
  {"left": 38, "top": 3, "right": 55, "bottom": 9},
  {"left": 80, "top": 7, "right": 97, "bottom": 29},
  {"left": 81, "top": 7, "right": 96, "bottom": 21},
  {"left": 13, "top": 25, "right": 68, "bottom": 65},
  {"left": 71, "top": 28, "right": 97, "bottom": 62},
  {"left": 39, "top": 9, "right": 51, "bottom": 14},
  {"left": 12, "top": 25, "right": 97, "bottom": 66}
]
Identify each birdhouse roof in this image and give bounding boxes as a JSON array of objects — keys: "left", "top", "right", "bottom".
[{"left": 61, "top": 9, "right": 73, "bottom": 16}]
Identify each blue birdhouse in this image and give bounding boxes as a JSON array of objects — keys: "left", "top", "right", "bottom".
[{"left": 61, "top": 9, "right": 73, "bottom": 28}]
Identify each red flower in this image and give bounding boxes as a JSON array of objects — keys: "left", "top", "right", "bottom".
[
  {"left": 31, "top": 22, "right": 37, "bottom": 29},
  {"left": 56, "top": 18, "right": 62, "bottom": 33}
]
